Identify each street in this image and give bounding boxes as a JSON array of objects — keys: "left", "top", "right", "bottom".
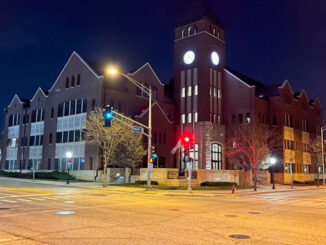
[{"left": 0, "top": 179, "right": 326, "bottom": 244}]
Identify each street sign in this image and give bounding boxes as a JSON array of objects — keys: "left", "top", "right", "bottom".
[
  {"left": 132, "top": 126, "right": 144, "bottom": 133},
  {"left": 148, "top": 163, "right": 153, "bottom": 172}
]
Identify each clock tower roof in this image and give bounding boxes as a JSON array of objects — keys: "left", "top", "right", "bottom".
[{"left": 177, "top": 0, "right": 224, "bottom": 29}]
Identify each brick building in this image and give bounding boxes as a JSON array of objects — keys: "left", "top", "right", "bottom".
[{"left": 1, "top": 4, "right": 323, "bottom": 183}]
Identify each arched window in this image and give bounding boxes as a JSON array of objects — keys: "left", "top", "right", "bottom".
[
  {"left": 187, "top": 26, "right": 192, "bottom": 36},
  {"left": 211, "top": 143, "right": 222, "bottom": 169},
  {"left": 181, "top": 28, "right": 186, "bottom": 38}
]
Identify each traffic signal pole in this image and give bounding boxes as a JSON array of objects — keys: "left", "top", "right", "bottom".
[{"left": 146, "top": 87, "right": 152, "bottom": 190}]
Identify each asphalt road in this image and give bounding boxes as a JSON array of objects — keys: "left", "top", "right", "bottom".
[{"left": 0, "top": 179, "right": 326, "bottom": 245}]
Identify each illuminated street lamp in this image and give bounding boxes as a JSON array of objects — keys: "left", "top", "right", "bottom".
[
  {"left": 107, "top": 67, "right": 152, "bottom": 190},
  {"left": 66, "top": 151, "right": 73, "bottom": 184},
  {"left": 269, "top": 157, "right": 277, "bottom": 189}
]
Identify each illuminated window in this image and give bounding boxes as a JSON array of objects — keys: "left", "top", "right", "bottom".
[
  {"left": 187, "top": 26, "right": 192, "bottom": 36},
  {"left": 214, "top": 88, "right": 217, "bottom": 97},
  {"left": 181, "top": 114, "right": 185, "bottom": 124},
  {"left": 181, "top": 87, "right": 185, "bottom": 98},
  {"left": 181, "top": 29, "right": 186, "bottom": 38},
  {"left": 188, "top": 113, "right": 192, "bottom": 123},
  {"left": 211, "top": 143, "right": 222, "bottom": 170},
  {"left": 218, "top": 89, "right": 221, "bottom": 98},
  {"left": 194, "top": 112, "right": 198, "bottom": 122},
  {"left": 246, "top": 113, "right": 251, "bottom": 123},
  {"left": 187, "top": 86, "right": 192, "bottom": 96},
  {"left": 194, "top": 85, "right": 198, "bottom": 95},
  {"left": 213, "top": 28, "right": 216, "bottom": 36}
]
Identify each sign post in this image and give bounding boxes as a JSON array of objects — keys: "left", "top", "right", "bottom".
[{"left": 132, "top": 126, "right": 144, "bottom": 133}]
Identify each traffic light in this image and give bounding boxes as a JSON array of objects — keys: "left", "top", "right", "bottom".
[
  {"left": 151, "top": 145, "right": 157, "bottom": 159},
  {"left": 181, "top": 133, "right": 193, "bottom": 148},
  {"left": 103, "top": 105, "right": 113, "bottom": 127}
]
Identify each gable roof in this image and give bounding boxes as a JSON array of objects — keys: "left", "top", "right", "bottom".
[
  {"left": 127, "top": 62, "right": 164, "bottom": 86},
  {"left": 31, "top": 87, "right": 48, "bottom": 102},
  {"left": 49, "top": 51, "right": 103, "bottom": 92},
  {"left": 8, "top": 94, "right": 23, "bottom": 107}
]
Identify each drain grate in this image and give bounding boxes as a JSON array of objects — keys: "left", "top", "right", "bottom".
[
  {"left": 248, "top": 212, "right": 260, "bottom": 214},
  {"left": 229, "top": 234, "right": 250, "bottom": 239},
  {"left": 225, "top": 215, "right": 238, "bottom": 217},
  {"left": 0, "top": 208, "right": 10, "bottom": 210}
]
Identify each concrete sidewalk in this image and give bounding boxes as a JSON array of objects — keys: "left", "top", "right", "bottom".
[{"left": 1, "top": 176, "right": 325, "bottom": 195}]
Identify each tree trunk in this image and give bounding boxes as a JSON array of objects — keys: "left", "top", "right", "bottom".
[
  {"left": 253, "top": 165, "right": 257, "bottom": 191},
  {"left": 103, "top": 156, "right": 107, "bottom": 188}
]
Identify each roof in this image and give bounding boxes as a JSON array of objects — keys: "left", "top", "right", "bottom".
[
  {"left": 177, "top": 0, "right": 224, "bottom": 29},
  {"left": 225, "top": 67, "right": 281, "bottom": 97}
]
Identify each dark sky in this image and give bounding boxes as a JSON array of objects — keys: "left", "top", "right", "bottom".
[{"left": 1, "top": 0, "right": 326, "bottom": 122}]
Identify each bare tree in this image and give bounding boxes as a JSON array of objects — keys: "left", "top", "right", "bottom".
[
  {"left": 225, "top": 123, "right": 281, "bottom": 191},
  {"left": 85, "top": 108, "right": 146, "bottom": 187}
]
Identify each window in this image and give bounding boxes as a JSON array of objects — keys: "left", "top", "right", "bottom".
[
  {"left": 31, "top": 109, "right": 44, "bottom": 123},
  {"left": 187, "top": 86, "right": 192, "bottom": 96},
  {"left": 194, "top": 112, "right": 198, "bottom": 122},
  {"left": 66, "top": 77, "right": 69, "bottom": 88},
  {"left": 68, "top": 130, "right": 74, "bottom": 142},
  {"left": 211, "top": 143, "right": 222, "bottom": 170},
  {"left": 77, "top": 74, "right": 80, "bottom": 86},
  {"left": 71, "top": 76, "right": 75, "bottom": 87},
  {"left": 209, "top": 87, "right": 212, "bottom": 96},
  {"left": 181, "top": 87, "right": 185, "bottom": 98},
  {"left": 187, "top": 26, "right": 192, "bottom": 36},
  {"left": 49, "top": 133, "right": 52, "bottom": 144},
  {"left": 63, "top": 131, "right": 68, "bottom": 143},
  {"left": 56, "top": 132, "right": 62, "bottom": 143},
  {"left": 181, "top": 114, "right": 185, "bottom": 124},
  {"left": 82, "top": 99, "right": 87, "bottom": 113},
  {"left": 188, "top": 113, "right": 192, "bottom": 123},
  {"left": 246, "top": 113, "right": 251, "bottom": 123},
  {"left": 213, "top": 28, "right": 216, "bottom": 36},
  {"left": 58, "top": 103, "right": 63, "bottom": 117},
  {"left": 76, "top": 99, "right": 82, "bottom": 114},
  {"left": 152, "top": 87, "right": 157, "bottom": 100},
  {"left": 70, "top": 100, "right": 76, "bottom": 115},
  {"left": 194, "top": 85, "right": 198, "bottom": 95},
  {"left": 284, "top": 114, "right": 292, "bottom": 127},
  {"left": 194, "top": 25, "right": 198, "bottom": 34},
  {"left": 213, "top": 88, "right": 217, "bottom": 97},
  {"left": 213, "top": 114, "right": 216, "bottom": 123},
  {"left": 239, "top": 113, "right": 243, "bottom": 123},
  {"left": 75, "top": 130, "right": 81, "bottom": 142},
  {"left": 189, "top": 144, "right": 199, "bottom": 169},
  {"left": 64, "top": 101, "right": 70, "bottom": 116},
  {"left": 218, "top": 89, "right": 221, "bottom": 99},
  {"left": 51, "top": 108, "right": 54, "bottom": 118},
  {"left": 182, "top": 28, "right": 186, "bottom": 38}
]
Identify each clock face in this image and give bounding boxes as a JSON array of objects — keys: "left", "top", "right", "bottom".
[
  {"left": 183, "top": 51, "right": 195, "bottom": 65},
  {"left": 211, "top": 51, "right": 220, "bottom": 65}
]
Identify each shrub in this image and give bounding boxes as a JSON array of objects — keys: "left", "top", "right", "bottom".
[
  {"left": 135, "top": 180, "right": 158, "bottom": 185},
  {"left": 200, "top": 182, "right": 238, "bottom": 187},
  {"left": 0, "top": 170, "right": 75, "bottom": 180}
]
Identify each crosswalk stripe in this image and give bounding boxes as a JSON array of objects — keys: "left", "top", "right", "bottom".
[
  {"left": 30, "top": 198, "right": 45, "bottom": 201},
  {"left": 2, "top": 200, "right": 16, "bottom": 203},
  {"left": 17, "top": 199, "right": 32, "bottom": 202}
]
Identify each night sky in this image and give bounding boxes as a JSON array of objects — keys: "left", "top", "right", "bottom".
[{"left": 1, "top": 0, "right": 326, "bottom": 124}]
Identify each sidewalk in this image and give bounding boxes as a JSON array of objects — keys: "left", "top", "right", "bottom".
[{"left": 1, "top": 176, "right": 325, "bottom": 195}]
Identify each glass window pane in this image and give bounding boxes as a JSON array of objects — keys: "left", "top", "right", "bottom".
[
  {"left": 75, "top": 130, "right": 80, "bottom": 142},
  {"left": 64, "top": 101, "right": 70, "bottom": 116},
  {"left": 70, "top": 100, "right": 76, "bottom": 115},
  {"left": 69, "top": 130, "right": 74, "bottom": 142},
  {"left": 82, "top": 99, "right": 87, "bottom": 113},
  {"left": 63, "top": 131, "right": 68, "bottom": 143},
  {"left": 76, "top": 99, "right": 82, "bottom": 114},
  {"left": 58, "top": 103, "right": 63, "bottom": 117}
]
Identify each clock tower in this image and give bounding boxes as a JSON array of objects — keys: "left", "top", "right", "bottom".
[{"left": 174, "top": 3, "right": 226, "bottom": 170}]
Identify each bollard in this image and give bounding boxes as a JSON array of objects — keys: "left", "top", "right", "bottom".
[{"left": 232, "top": 185, "right": 236, "bottom": 194}]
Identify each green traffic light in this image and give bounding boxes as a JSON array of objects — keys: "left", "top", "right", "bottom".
[{"left": 152, "top": 153, "right": 157, "bottom": 159}]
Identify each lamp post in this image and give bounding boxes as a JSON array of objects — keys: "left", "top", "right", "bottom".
[
  {"left": 320, "top": 126, "right": 326, "bottom": 186},
  {"left": 66, "top": 151, "right": 72, "bottom": 184},
  {"left": 107, "top": 68, "right": 152, "bottom": 190},
  {"left": 269, "top": 157, "right": 276, "bottom": 189}
]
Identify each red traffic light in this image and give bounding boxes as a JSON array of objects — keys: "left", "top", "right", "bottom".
[{"left": 181, "top": 133, "right": 193, "bottom": 146}]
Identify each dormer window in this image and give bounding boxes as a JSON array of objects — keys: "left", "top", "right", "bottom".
[{"left": 187, "top": 26, "right": 192, "bottom": 36}]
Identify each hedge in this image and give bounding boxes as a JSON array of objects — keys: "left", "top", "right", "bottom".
[
  {"left": 200, "top": 181, "right": 238, "bottom": 187},
  {"left": 0, "top": 170, "right": 75, "bottom": 181},
  {"left": 135, "top": 180, "right": 158, "bottom": 185}
]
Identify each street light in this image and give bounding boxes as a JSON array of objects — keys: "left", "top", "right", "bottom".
[
  {"left": 107, "top": 67, "right": 152, "bottom": 190},
  {"left": 320, "top": 126, "right": 326, "bottom": 186},
  {"left": 66, "top": 151, "right": 73, "bottom": 184},
  {"left": 269, "top": 157, "right": 276, "bottom": 189}
]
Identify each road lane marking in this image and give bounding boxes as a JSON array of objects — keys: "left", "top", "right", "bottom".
[
  {"left": 17, "top": 199, "right": 32, "bottom": 202},
  {"left": 0, "top": 187, "right": 52, "bottom": 194},
  {"left": 41, "top": 197, "right": 57, "bottom": 200},
  {"left": 2, "top": 200, "right": 16, "bottom": 203},
  {"left": 30, "top": 198, "right": 45, "bottom": 201}
]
